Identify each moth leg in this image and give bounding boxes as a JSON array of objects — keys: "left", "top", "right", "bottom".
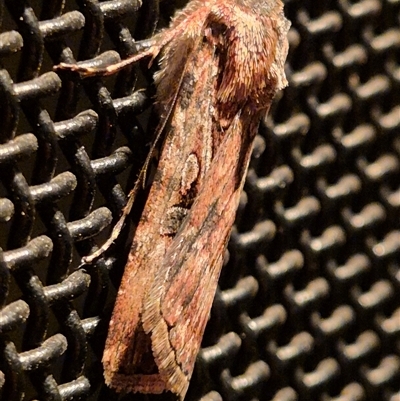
[
  {"left": 54, "top": 46, "right": 161, "bottom": 77},
  {"left": 53, "top": 20, "right": 189, "bottom": 77},
  {"left": 81, "top": 166, "right": 146, "bottom": 264}
]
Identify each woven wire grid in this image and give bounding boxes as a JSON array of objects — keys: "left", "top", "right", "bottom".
[{"left": 0, "top": 0, "right": 399, "bottom": 400}]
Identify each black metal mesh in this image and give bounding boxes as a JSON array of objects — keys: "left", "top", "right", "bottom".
[{"left": 0, "top": 0, "right": 399, "bottom": 400}]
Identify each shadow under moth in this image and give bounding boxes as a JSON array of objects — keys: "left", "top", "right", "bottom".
[{"left": 56, "top": 0, "right": 290, "bottom": 399}]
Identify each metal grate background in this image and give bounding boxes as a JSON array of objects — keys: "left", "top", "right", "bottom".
[{"left": 0, "top": 0, "right": 399, "bottom": 400}]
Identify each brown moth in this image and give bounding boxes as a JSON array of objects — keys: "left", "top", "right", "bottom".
[{"left": 57, "top": 0, "right": 290, "bottom": 399}]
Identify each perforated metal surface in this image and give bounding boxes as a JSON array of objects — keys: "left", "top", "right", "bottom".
[{"left": 0, "top": 1, "right": 399, "bottom": 400}]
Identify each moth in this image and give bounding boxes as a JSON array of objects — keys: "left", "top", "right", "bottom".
[{"left": 57, "top": 0, "right": 290, "bottom": 399}]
